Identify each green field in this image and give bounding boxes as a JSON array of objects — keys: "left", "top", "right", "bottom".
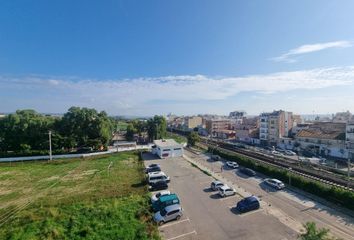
[{"left": 0, "top": 152, "right": 160, "bottom": 239}]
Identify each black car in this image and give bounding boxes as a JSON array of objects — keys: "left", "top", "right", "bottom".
[
  {"left": 236, "top": 196, "right": 260, "bottom": 213},
  {"left": 149, "top": 180, "right": 168, "bottom": 191},
  {"left": 239, "top": 167, "right": 256, "bottom": 176},
  {"left": 146, "top": 166, "right": 161, "bottom": 173}
]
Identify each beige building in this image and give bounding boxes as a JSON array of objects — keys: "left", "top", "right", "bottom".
[
  {"left": 260, "top": 110, "right": 293, "bottom": 146},
  {"left": 206, "top": 119, "right": 231, "bottom": 136},
  {"left": 186, "top": 116, "right": 202, "bottom": 129}
]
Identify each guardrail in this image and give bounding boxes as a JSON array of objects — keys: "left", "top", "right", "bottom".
[{"left": 0, "top": 145, "right": 152, "bottom": 163}]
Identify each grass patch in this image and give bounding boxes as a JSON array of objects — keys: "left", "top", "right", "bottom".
[
  {"left": 190, "top": 162, "right": 212, "bottom": 177},
  {"left": 0, "top": 152, "right": 160, "bottom": 239},
  {"left": 168, "top": 133, "right": 187, "bottom": 144}
]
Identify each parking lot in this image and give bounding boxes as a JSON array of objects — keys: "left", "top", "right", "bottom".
[{"left": 143, "top": 152, "right": 298, "bottom": 240}]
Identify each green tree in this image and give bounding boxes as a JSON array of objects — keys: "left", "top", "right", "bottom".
[
  {"left": 58, "top": 107, "right": 113, "bottom": 149},
  {"left": 126, "top": 124, "right": 137, "bottom": 141},
  {"left": 187, "top": 132, "right": 200, "bottom": 147},
  {"left": 147, "top": 116, "right": 167, "bottom": 142},
  {"left": 300, "top": 222, "right": 338, "bottom": 240}
]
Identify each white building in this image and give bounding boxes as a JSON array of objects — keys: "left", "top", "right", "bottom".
[
  {"left": 152, "top": 139, "right": 183, "bottom": 158},
  {"left": 346, "top": 121, "right": 354, "bottom": 160}
]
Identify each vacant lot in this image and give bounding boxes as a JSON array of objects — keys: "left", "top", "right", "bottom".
[{"left": 0, "top": 152, "right": 159, "bottom": 239}]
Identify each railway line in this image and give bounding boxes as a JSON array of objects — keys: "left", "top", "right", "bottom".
[{"left": 204, "top": 139, "right": 354, "bottom": 191}]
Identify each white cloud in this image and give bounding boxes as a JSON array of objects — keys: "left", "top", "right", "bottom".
[
  {"left": 271, "top": 40, "right": 352, "bottom": 62},
  {"left": 1, "top": 66, "right": 354, "bottom": 115}
]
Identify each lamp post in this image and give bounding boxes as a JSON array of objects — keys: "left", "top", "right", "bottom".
[
  {"left": 48, "top": 131, "right": 52, "bottom": 161},
  {"left": 288, "top": 167, "right": 292, "bottom": 186}
]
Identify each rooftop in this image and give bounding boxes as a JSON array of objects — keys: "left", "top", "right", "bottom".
[{"left": 154, "top": 139, "right": 181, "bottom": 147}]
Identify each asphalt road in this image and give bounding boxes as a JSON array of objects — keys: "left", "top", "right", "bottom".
[
  {"left": 184, "top": 150, "right": 354, "bottom": 240},
  {"left": 143, "top": 152, "right": 299, "bottom": 240}
]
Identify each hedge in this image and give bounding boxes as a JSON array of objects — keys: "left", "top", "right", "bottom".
[{"left": 211, "top": 147, "right": 354, "bottom": 211}]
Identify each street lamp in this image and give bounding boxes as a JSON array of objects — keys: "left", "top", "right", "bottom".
[{"left": 288, "top": 167, "right": 292, "bottom": 186}]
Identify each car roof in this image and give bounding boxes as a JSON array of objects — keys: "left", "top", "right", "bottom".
[
  {"left": 159, "top": 193, "right": 178, "bottom": 202},
  {"left": 164, "top": 204, "right": 182, "bottom": 212},
  {"left": 245, "top": 196, "right": 258, "bottom": 202},
  {"left": 271, "top": 179, "right": 283, "bottom": 183},
  {"left": 148, "top": 171, "right": 165, "bottom": 176},
  {"left": 157, "top": 190, "right": 170, "bottom": 196},
  {"left": 220, "top": 185, "right": 231, "bottom": 190},
  {"left": 212, "top": 180, "right": 223, "bottom": 184}
]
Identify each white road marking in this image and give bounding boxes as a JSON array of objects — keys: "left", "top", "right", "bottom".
[
  {"left": 166, "top": 230, "right": 197, "bottom": 240},
  {"left": 159, "top": 218, "right": 190, "bottom": 229},
  {"left": 219, "top": 195, "right": 238, "bottom": 201},
  {"left": 238, "top": 208, "right": 263, "bottom": 217}
]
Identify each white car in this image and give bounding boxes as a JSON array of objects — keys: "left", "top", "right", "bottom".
[
  {"left": 264, "top": 178, "right": 285, "bottom": 190},
  {"left": 218, "top": 185, "right": 236, "bottom": 197},
  {"left": 284, "top": 150, "right": 296, "bottom": 156},
  {"left": 148, "top": 171, "right": 170, "bottom": 184},
  {"left": 151, "top": 190, "right": 171, "bottom": 203},
  {"left": 210, "top": 180, "right": 225, "bottom": 191},
  {"left": 226, "top": 161, "right": 239, "bottom": 169},
  {"left": 271, "top": 151, "right": 284, "bottom": 157}
]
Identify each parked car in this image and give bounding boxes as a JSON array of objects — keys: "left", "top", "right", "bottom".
[
  {"left": 263, "top": 178, "right": 285, "bottom": 190},
  {"left": 239, "top": 167, "right": 256, "bottom": 176},
  {"left": 218, "top": 185, "right": 236, "bottom": 198},
  {"left": 148, "top": 171, "right": 170, "bottom": 184},
  {"left": 284, "top": 150, "right": 297, "bottom": 156},
  {"left": 211, "top": 155, "right": 221, "bottom": 161},
  {"left": 271, "top": 150, "right": 283, "bottom": 156},
  {"left": 146, "top": 166, "right": 161, "bottom": 174},
  {"left": 210, "top": 180, "right": 225, "bottom": 191},
  {"left": 275, "top": 148, "right": 285, "bottom": 153},
  {"left": 236, "top": 196, "right": 260, "bottom": 213},
  {"left": 147, "top": 163, "right": 160, "bottom": 169},
  {"left": 151, "top": 190, "right": 171, "bottom": 203},
  {"left": 149, "top": 180, "right": 168, "bottom": 191},
  {"left": 154, "top": 204, "right": 183, "bottom": 226},
  {"left": 226, "top": 161, "right": 239, "bottom": 169},
  {"left": 152, "top": 193, "right": 180, "bottom": 212}
]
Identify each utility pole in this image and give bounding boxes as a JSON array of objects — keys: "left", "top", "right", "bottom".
[
  {"left": 49, "top": 131, "right": 52, "bottom": 161},
  {"left": 288, "top": 167, "right": 292, "bottom": 186},
  {"left": 348, "top": 153, "right": 351, "bottom": 188}
]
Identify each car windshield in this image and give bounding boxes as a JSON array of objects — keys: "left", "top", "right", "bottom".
[{"left": 156, "top": 193, "right": 161, "bottom": 198}]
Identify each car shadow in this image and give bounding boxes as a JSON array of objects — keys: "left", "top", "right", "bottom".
[
  {"left": 259, "top": 182, "right": 278, "bottom": 193},
  {"left": 210, "top": 193, "right": 221, "bottom": 199},
  {"left": 203, "top": 187, "right": 214, "bottom": 193},
  {"left": 131, "top": 181, "right": 147, "bottom": 188},
  {"left": 230, "top": 207, "right": 240, "bottom": 215},
  {"left": 235, "top": 170, "right": 252, "bottom": 179}
]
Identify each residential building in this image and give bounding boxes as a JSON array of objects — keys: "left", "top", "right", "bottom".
[
  {"left": 346, "top": 120, "right": 354, "bottom": 160},
  {"left": 295, "top": 122, "right": 348, "bottom": 159},
  {"left": 259, "top": 110, "right": 293, "bottom": 146},
  {"left": 205, "top": 119, "right": 231, "bottom": 136},
  {"left": 333, "top": 111, "right": 352, "bottom": 123},
  {"left": 185, "top": 116, "right": 202, "bottom": 129},
  {"left": 213, "top": 129, "right": 236, "bottom": 139}
]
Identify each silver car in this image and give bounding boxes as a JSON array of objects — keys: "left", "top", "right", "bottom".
[
  {"left": 210, "top": 180, "right": 225, "bottom": 191},
  {"left": 264, "top": 178, "right": 285, "bottom": 190},
  {"left": 226, "top": 161, "right": 239, "bottom": 169},
  {"left": 154, "top": 204, "right": 183, "bottom": 226},
  {"left": 151, "top": 190, "right": 171, "bottom": 203},
  {"left": 218, "top": 185, "right": 236, "bottom": 198}
]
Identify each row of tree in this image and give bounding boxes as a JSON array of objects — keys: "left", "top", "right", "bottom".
[
  {"left": 125, "top": 116, "right": 167, "bottom": 142},
  {"left": 0, "top": 107, "right": 115, "bottom": 155}
]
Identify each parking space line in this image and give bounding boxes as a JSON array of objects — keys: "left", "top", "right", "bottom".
[
  {"left": 166, "top": 230, "right": 197, "bottom": 240},
  {"left": 159, "top": 218, "right": 190, "bottom": 229},
  {"left": 219, "top": 195, "right": 238, "bottom": 201},
  {"left": 238, "top": 208, "right": 263, "bottom": 217}
]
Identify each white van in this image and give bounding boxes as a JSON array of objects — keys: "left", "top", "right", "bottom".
[{"left": 148, "top": 172, "right": 170, "bottom": 184}]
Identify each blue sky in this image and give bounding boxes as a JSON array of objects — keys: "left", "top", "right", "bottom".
[{"left": 1, "top": 0, "right": 354, "bottom": 116}]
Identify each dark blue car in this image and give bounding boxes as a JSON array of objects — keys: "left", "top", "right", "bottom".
[{"left": 236, "top": 196, "right": 260, "bottom": 213}]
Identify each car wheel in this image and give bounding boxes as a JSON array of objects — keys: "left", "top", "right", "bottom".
[
  {"left": 176, "top": 215, "right": 181, "bottom": 220},
  {"left": 158, "top": 221, "right": 165, "bottom": 226}
]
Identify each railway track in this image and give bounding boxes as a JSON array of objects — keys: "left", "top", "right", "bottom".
[{"left": 204, "top": 140, "right": 354, "bottom": 191}]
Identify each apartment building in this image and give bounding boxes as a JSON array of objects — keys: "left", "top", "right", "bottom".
[
  {"left": 346, "top": 120, "right": 354, "bottom": 160},
  {"left": 259, "top": 110, "right": 293, "bottom": 146},
  {"left": 186, "top": 116, "right": 202, "bottom": 129},
  {"left": 206, "top": 119, "right": 231, "bottom": 136}
]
